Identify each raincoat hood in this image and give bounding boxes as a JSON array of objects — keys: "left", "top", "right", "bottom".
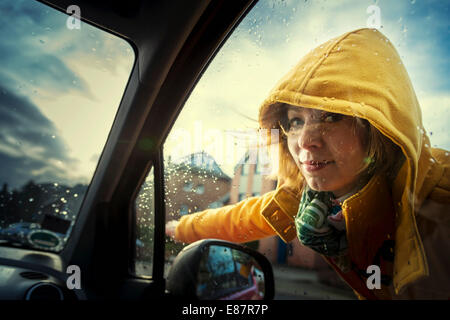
[{"left": 258, "top": 28, "right": 437, "bottom": 294}]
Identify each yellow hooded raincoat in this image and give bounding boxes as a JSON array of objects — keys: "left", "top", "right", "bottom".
[{"left": 175, "top": 28, "right": 450, "bottom": 299}]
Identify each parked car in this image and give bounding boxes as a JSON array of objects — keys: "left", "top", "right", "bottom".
[{"left": 0, "top": 222, "right": 41, "bottom": 244}]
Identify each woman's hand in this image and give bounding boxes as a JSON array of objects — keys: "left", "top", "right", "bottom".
[{"left": 165, "top": 220, "right": 179, "bottom": 240}]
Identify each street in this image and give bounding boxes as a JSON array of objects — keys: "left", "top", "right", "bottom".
[{"left": 272, "top": 265, "right": 356, "bottom": 300}]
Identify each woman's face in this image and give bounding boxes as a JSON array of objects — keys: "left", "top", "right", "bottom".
[{"left": 284, "top": 105, "right": 368, "bottom": 198}]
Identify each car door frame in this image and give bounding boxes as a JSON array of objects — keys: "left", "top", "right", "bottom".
[{"left": 41, "top": 0, "right": 257, "bottom": 299}]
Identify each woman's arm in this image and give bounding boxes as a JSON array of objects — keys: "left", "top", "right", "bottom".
[{"left": 172, "top": 191, "right": 278, "bottom": 244}]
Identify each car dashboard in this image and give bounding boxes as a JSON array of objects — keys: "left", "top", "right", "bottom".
[{"left": 0, "top": 246, "right": 82, "bottom": 300}]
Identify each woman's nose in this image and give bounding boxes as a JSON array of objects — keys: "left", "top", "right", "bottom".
[{"left": 297, "top": 123, "right": 324, "bottom": 150}]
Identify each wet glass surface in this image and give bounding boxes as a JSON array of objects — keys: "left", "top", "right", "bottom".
[{"left": 0, "top": 0, "right": 134, "bottom": 251}]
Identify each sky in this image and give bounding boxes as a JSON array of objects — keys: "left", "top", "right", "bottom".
[
  {"left": 0, "top": 0, "right": 134, "bottom": 189},
  {"left": 0, "top": 0, "right": 448, "bottom": 188},
  {"left": 166, "top": 0, "right": 450, "bottom": 175}
]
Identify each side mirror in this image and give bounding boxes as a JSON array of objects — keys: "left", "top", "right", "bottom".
[{"left": 166, "top": 239, "right": 274, "bottom": 300}]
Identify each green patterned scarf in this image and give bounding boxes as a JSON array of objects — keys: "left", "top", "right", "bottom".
[{"left": 295, "top": 186, "right": 350, "bottom": 270}]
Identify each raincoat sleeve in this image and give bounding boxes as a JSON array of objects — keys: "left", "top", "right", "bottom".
[{"left": 175, "top": 191, "right": 278, "bottom": 244}]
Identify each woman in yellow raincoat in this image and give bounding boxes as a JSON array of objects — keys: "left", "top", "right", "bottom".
[{"left": 166, "top": 28, "right": 450, "bottom": 300}]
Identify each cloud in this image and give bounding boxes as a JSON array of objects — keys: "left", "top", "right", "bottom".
[
  {"left": 0, "top": 0, "right": 134, "bottom": 189},
  {"left": 0, "top": 84, "right": 80, "bottom": 188},
  {"left": 0, "top": 153, "right": 79, "bottom": 191},
  {"left": 0, "top": 0, "right": 96, "bottom": 99},
  {"left": 419, "top": 94, "right": 450, "bottom": 149},
  {"left": 0, "top": 53, "right": 91, "bottom": 101}
]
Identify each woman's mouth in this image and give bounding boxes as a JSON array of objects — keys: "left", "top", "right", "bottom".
[{"left": 300, "top": 160, "right": 334, "bottom": 172}]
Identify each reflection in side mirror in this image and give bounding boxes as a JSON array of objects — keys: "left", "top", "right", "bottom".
[
  {"left": 166, "top": 239, "right": 274, "bottom": 300},
  {"left": 197, "top": 245, "right": 264, "bottom": 300}
]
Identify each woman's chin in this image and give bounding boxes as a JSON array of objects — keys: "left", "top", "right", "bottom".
[{"left": 305, "top": 177, "right": 330, "bottom": 190}]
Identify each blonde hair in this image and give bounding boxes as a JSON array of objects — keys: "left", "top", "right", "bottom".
[{"left": 262, "top": 105, "right": 404, "bottom": 193}]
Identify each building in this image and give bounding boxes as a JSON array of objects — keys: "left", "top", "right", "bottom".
[{"left": 164, "top": 152, "right": 231, "bottom": 222}]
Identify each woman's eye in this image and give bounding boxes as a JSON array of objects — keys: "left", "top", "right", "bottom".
[
  {"left": 288, "top": 117, "right": 304, "bottom": 130},
  {"left": 322, "top": 113, "right": 343, "bottom": 123}
]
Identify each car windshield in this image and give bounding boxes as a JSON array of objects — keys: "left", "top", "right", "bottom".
[{"left": 0, "top": 0, "right": 134, "bottom": 252}]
